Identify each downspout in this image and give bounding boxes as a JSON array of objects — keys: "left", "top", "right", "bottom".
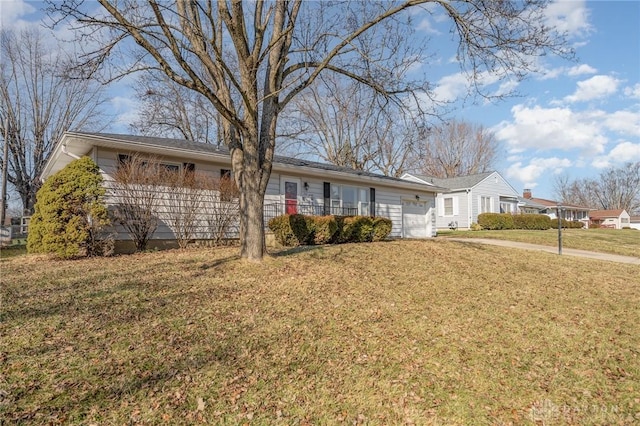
[{"left": 467, "top": 188, "right": 472, "bottom": 229}]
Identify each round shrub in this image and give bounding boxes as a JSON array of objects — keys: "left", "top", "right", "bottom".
[
  {"left": 311, "top": 216, "right": 338, "bottom": 244},
  {"left": 341, "top": 216, "right": 374, "bottom": 243},
  {"left": 470, "top": 222, "right": 483, "bottom": 231},
  {"left": 268, "top": 214, "right": 312, "bottom": 246},
  {"left": 27, "top": 157, "right": 111, "bottom": 259},
  {"left": 371, "top": 217, "right": 392, "bottom": 241}
]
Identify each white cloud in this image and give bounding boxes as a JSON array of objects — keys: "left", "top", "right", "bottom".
[
  {"left": 604, "top": 110, "right": 640, "bottom": 136},
  {"left": 432, "top": 71, "right": 503, "bottom": 103},
  {"left": 506, "top": 157, "right": 572, "bottom": 188},
  {"left": 567, "top": 64, "right": 597, "bottom": 76},
  {"left": 544, "top": 0, "right": 592, "bottom": 38},
  {"left": 591, "top": 141, "right": 640, "bottom": 169},
  {"left": 417, "top": 17, "right": 441, "bottom": 35},
  {"left": 624, "top": 83, "right": 640, "bottom": 100},
  {"left": 563, "top": 75, "right": 621, "bottom": 103},
  {"left": 0, "top": 0, "right": 36, "bottom": 29},
  {"left": 432, "top": 72, "right": 470, "bottom": 103},
  {"left": 539, "top": 63, "right": 597, "bottom": 80},
  {"left": 493, "top": 104, "right": 608, "bottom": 155}
]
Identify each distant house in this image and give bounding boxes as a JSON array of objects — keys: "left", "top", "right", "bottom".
[
  {"left": 401, "top": 171, "right": 520, "bottom": 230},
  {"left": 516, "top": 196, "right": 549, "bottom": 214},
  {"left": 521, "top": 189, "right": 592, "bottom": 226},
  {"left": 589, "top": 209, "right": 631, "bottom": 229},
  {"left": 41, "top": 132, "right": 449, "bottom": 249},
  {"left": 629, "top": 216, "right": 640, "bottom": 231}
]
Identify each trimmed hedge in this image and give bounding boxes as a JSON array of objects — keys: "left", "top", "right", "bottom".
[
  {"left": 477, "top": 213, "right": 514, "bottom": 230},
  {"left": 267, "top": 214, "right": 312, "bottom": 246},
  {"left": 478, "top": 213, "right": 555, "bottom": 230},
  {"left": 269, "top": 214, "right": 392, "bottom": 246},
  {"left": 372, "top": 217, "right": 393, "bottom": 242},
  {"left": 550, "top": 218, "right": 585, "bottom": 229},
  {"left": 512, "top": 214, "right": 552, "bottom": 230},
  {"left": 311, "top": 215, "right": 338, "bottom": 244}
]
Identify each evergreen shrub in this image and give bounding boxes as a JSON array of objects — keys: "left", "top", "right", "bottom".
[{"left": 27, "top": 157, "right": 111, "bottom": 259}]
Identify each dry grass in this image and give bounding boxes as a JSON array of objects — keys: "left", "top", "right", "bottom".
[
  {"left": 2, "top": 241, "right": 639, "bottom": 425},
  {"left": 439, "top": 228, "right": 640, "bottom": 258}
]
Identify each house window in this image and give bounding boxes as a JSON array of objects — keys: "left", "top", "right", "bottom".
[
  {"left": 622, "top": 217, "right": 629, "bottom": 223},
  {"left": 444, "top": 197, "right": 454, "bottom": 216},
  {"left": 117, "top": 153, "right": 180, "bottom": 173},
  {"left": 330, "top": 184, "right": 370, "bottom": 215},
  {"left": 481, "top": 196, "right": 491, "bottom": 213},
  {"left": 500, "top": 202, "right": 512, "bottom": 214}
]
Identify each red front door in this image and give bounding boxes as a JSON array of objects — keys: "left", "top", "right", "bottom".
[{"left": 285, "top": 181, "right": 298, "bottom": 214}]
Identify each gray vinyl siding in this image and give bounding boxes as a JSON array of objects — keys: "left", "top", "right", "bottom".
[
  {"left": 471, "top": 173, "right": 519, "bottom": 221},
  {"left": 96, "top": 147, "right": 239, "bottom": 241},
  {"left": 92, "top": 147, "right": 439, "bottom": 241},
  {"left": 435, "top": 172, "right": 519, "bottom": 229},
  {"left": 436, "top": 191, "right": 469, "bottom": 229}
]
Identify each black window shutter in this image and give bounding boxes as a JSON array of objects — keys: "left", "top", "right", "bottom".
[
  {"left": 184, "top": 162, "right": 195, "bottom": 172},
  {"left": 370, "top": 188, "right": 376, "bottom": 217},
  {"left": 323, "top": 182, "right": 331, "bottom": 215}
]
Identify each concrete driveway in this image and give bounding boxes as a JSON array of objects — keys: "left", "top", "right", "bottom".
[{"left": 445, "top": 237, "right": 640, "bottom": 265}]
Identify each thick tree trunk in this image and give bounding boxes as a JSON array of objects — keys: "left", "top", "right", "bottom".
[{"left": 239, "top": 181, "right": 266, "bottom": 261}]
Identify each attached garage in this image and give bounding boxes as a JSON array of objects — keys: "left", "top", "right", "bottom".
[{"left": 402, "top": 200, "right": 434, "bottom": 238}]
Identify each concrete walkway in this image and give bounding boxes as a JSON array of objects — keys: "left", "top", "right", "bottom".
[{"left": 445, "top": 237, "right": 640, "bottom": 265}]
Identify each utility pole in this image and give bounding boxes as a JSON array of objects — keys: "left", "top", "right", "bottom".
[
  {"left": 1, "top": 116, "right": 9, "bottom": 227},
  {"left": 556, "top": 204, "right": 563, "bottom": 255}
]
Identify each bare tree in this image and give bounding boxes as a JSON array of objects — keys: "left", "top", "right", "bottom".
[
  {"left": 414, "top": 119, "right": 500, "bottom": 178},
  {"left": 131, "top": 71, "right": 221, "bottom": 145},
  {"left": 160, "top": 168, "right": 207, "bottom": 249},
  {"left": 554, "top": 162, "right": 640, "bottom": 213},
  {"left": 48, "top": 0, "right": 571, "bottom": 260},
  {"left": 109, "top": 154, "right": 165, "bottom": 252},
  {"left": 0, "top": 28, "right": 107, "bottom": 214},
  {"left": 280, "top": 74, "right": 423, "bottom": 177},
  {"left": 201, "top": 174, "right": 240, "bottom": 245}
]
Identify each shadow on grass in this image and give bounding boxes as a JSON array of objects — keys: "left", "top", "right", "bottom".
[
  {"left": 269, "top": 245, "right": 327, "bottom": 257},
  {"left": 198, "top": 254, "right": 241, "bottom": 270}
]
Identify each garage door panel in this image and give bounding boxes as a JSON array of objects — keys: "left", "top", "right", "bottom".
[{"left": 402, "top": 200, "right": 428, "bottom": 238}]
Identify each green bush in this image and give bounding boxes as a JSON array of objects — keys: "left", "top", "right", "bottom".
[
  {"left": 27, "top": 157, "right": 111, "bottom": 259},
  {"left": 268, "top": 214, "right": 312, "bottom": 246},
  {"left": 371, "top": 217, "right": 393, "bottom": 241},
  {"left": 512, "top": 214, "right": 552, "bottom": 230},
  {"left": 270, "top": 214, "right": 391, "bottom": 246},
  {"left": 477, "top": 213, "right": 515, "bottom": 230},
  {"left": 341, "top": 216, "right": 374, "bottom": 243},
  {"left": 470, "top": 222, "right": 483, "bottom": 231},
  {"left": 356, "top": 216, "right": 375, "bottom": 242},
  {"left": 551, "top": 218, "right": 585, "bottom": 229},
  {"left": 311, "top": 216, "right": 338, "bottom": 244}
]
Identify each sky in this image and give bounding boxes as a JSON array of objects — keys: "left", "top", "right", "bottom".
[{"left": 1, "top": 0, "right": 639, "bottom": 200}]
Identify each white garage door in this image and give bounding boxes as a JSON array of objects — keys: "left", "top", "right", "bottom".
[{"left": 402, "top": 200, "right": 428, "bottom": 238}]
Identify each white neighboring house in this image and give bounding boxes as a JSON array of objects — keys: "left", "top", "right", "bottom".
[
  {"left": 589, "top": 209, "right": 631, "bottom": 229},
  {"left": 401, "top": 171, "right": 520, "bottom": 230},
  {"left": 629, "top": 216, "right": 640, "bottom": 231},
  {"left": 41, "top": 132, "right": 449, "bottom": 250}
]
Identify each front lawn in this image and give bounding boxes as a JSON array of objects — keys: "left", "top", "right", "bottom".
[
  {"left": 439, "top": 228, "right": 640, "bottom": 258},
  {"left": 2, "top": 241, "right": 639, "bottom": 424}
]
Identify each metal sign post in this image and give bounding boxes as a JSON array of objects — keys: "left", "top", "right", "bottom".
[{"left": 556, "top": 204, "right": 563, "bottom": 255}]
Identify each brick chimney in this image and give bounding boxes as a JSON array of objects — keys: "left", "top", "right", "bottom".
[{"left": 523, "top": 189, "right": 532, "bottom": 199}]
